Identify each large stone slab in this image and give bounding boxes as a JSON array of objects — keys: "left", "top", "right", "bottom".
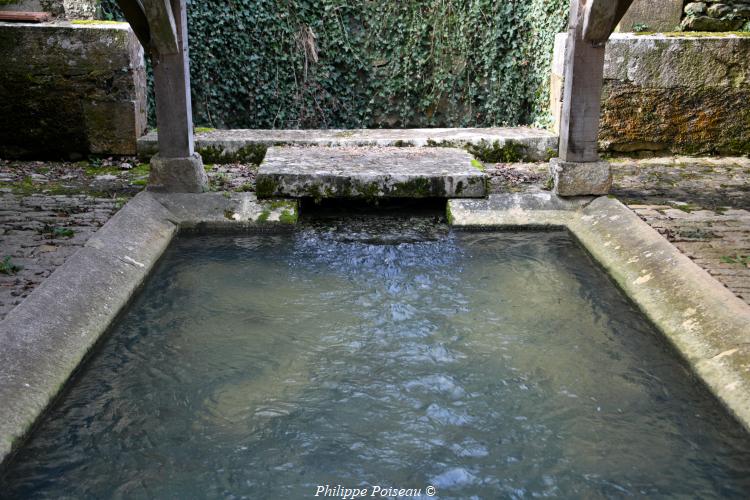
[
  {"left": 551, "top": 32, "right": 750, "bottom": 156},
  {"left": 256, "top": 146, "right": 487, "bottom": 199},
  {"left": 137, "top": 127, "right": 559, "bottom": 163},
  {"left": 0, "top": 21, "right": 147, "bottom": 159}
]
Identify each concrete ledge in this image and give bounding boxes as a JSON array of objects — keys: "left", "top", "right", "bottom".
[
  {"left": 450, "top": 194, "right": 750, "bottom": 433},
  {"left": 0, "top": 191, "right": 299, "bottom": 465},
  {"left": 137, "top": 127, "right": 559, "bottom": 164}
]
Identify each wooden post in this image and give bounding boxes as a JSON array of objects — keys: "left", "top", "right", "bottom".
[
  {"left": 559, "top": 1, "right": 605, "bottom": 162},
  {"left": 116, "top": 0, "right": 206, "bottom": 192},
  {"left": 151, "top": 0, "right": 194, "bottom": 159},
  {"left": 552, "top": 0, "right": 634, "bottom": 196}
]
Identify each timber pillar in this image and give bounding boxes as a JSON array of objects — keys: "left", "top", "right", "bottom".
[
  {"left": 553, "top": 0, "right": 634, "bottom": 197},
  {"left": 117, "top": 0, "right": 207, "bottom": 192}
]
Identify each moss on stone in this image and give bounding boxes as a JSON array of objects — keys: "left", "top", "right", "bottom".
[
  {"left": 467, "top": 139, "right": 527, "bottom": 163},
  {"left": 635, "top": 31, "right": 750, "bottom": 37},
  {"left": 254, "top": 176, "right": 276, "bottom": 198},
  {"left": 356, "top": 182, "right": 380, "bottom": 201},
  {"left": 391, "top": 177, "right": 436, "bottom": 197},
  {"left": 71, "top": 20, "right": 127, "bottom": 25},
  {"left": 279, "top": 208, "right": 298, "bottom": 224},
  {"left": 470, "top": 159, "right": 486, "bottom": 172},
  {"left": 198, "top": 144, "right": 267, "bottom": 165},
  {"left": 306, "top": 184, "right": 324, "bottom": 203},
  {"left": 425, "top": 139, "right": 461, "bottom": 148}
]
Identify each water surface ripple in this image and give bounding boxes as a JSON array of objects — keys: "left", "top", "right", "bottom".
[{"left": 2, "top": 216, "right": 750, "bottom": 498}]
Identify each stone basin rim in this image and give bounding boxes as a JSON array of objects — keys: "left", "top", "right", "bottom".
[{"left": 0, "top": 191, "right": 749, "bottom": 469}]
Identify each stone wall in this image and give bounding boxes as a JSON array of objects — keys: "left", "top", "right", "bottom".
[
  {"left": 0, "top": 22, "right": 147, "bottom": 159},
  {"left": 551, "top": 33, "right": 750, "bottom": 155},
  {"left": 0, "top": 0, "right": 97, "bottom": 20},
  {"left": 681, "top": 1, "right": 750, "bottom": 31},
  {"left": 614, "top": 0, "right": 750, "bottom": 32}
]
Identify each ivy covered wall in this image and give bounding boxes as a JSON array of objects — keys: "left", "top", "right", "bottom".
[{"left": 101, "top": 0, "right": 568, "bottom": 129}]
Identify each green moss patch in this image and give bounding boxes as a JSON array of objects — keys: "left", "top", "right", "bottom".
[
  {"left": 197, "top": 144, "right": 268, "bottom": 165},
  {"left": 466, "top": 139, "right": 528, "bottom": 163}
]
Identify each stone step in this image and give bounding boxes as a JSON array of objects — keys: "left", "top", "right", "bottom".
[
  {"left": 256, "top": 146, "right": 487, "bottom": 200},
  {"left": 137, "top": 127, "right": 558, "bottom": 163}
]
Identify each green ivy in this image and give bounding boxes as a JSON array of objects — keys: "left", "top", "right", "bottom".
[{"left": 101, "top": 0, "right": 568, "bottom": 128}]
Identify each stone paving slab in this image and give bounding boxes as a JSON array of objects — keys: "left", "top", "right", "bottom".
[
  {"left": 256, "top": 146, "right": 488, "bottom": 199},
  {"left": 137, "top": 127, "right": 558, "bottom": 163}
]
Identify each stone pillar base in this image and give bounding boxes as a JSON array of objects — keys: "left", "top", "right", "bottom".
[
  {"left": 148, "top": 153, "right": 208, "bottom": 193},
  {"left": 549, "top": 158, "right": 612, "bottom": 197}
]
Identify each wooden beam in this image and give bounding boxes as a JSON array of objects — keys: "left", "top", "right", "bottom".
[
  {"left": 141, "top": 0, "right": 179, "bottom": 55},
  {"left": 583, "top": 0, "right": 636, "bottom": 44},
  {"left": 0, "top": 11, "right": 50, "bottom": 22},
  {"left": 114, "top": 0, "right": 151, "bottom": 51},
  {"left": 151, "top": 0, "right": 194, "bottom": 158}
]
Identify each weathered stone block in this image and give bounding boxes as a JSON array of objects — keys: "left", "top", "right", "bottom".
[
  {"left": 62, "top": 0, "right": 98, "bottom": 20},
  {"left": 549, "top": 158, "right": 612, "bottom": 197},
  {"left": 551, "top": 32, "right": 750, "bottom": 156},
  {"left": 148, "top": 154, "right": 208, "bottom": 193},
  {"left": 0, "top": 0, "right": 98, "bottom": 19},
  {"left": 616, "top": 0, "right": 683, "bottom": 32},
  {"left": 0, "top": 21, "right": 147, "bottom": 159},
  {"left": 257, "top": 146, "right": 487, "bottom": 199}
]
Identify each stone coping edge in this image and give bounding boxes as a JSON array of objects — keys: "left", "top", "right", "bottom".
[
  {"left": 137, "top": 127, "right": 559, "bottom": 163},
  {"left": 449, "top": 193, "right": 750, "bottom": 434},
  {"left": 0, "top": 192, "right": 299, "bottom": 466}
]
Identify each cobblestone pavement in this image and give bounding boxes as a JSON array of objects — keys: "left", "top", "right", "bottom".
[
  {"left": 0, "top": 193, "right": 124, "bottom": 319},
  {"left": 629, "top": 204, "right": 750, "bottom": 304},
  {"left": 618, "top": 158, "right": 750, "bottom": 304},
  {"left": 0, "top": 155, "right": 748, "bottom": 320}
]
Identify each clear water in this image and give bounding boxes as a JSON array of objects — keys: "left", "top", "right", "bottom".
[{"left": 2, "top": 215, "right": 750, "bottom": 499}]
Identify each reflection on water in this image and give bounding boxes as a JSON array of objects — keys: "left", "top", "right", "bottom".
[{"left": 3, "top": 216, "right": 750, "bottom": 498}]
